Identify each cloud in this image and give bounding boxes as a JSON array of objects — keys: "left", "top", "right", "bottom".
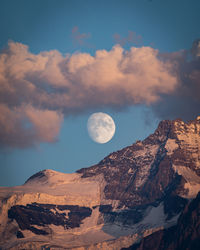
[
  {"left": 71, "top": 26, "right": 92, "bottom": 47},
  {"left": 1, "top": 40, "right": 199, "bottom": 148},
  {"left": 113, "top": 31, "right": 142, "bottom": 47},
  {"left": 0, "top": 104, "right": 63, "bottom": 148},
  {"left": 152, "top": 39, "right": 200, "bottom": 121},
  {"left": 191, "top": 39, "right": 200, "bottom": 58}
]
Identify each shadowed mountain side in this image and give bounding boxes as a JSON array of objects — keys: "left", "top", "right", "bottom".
[{"left": 122, "top": 192, "right": 200, "bottom": 250}]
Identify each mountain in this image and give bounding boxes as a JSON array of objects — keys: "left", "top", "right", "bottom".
[
  {"left": 122, "top": 191, "right": 200, "bottom": 250},
  {"left": 0, "top": 116, "right": 200, "bottom": 249}
]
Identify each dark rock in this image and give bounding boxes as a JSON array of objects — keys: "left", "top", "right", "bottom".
[
  {"left": 163, "top": 195, "right": 187, "bottom": 220},
  {"left": 16, "top": 230, "right": 24, "bottom": 238},
  {"left": 99, "top": 204, "right": 112, "bottom": 213},
  {"left": 8, "top": 203, "right": 92, "bottom": 235},
  {"left": 102, "top": 205, "right": 146, "bottom": 225}
]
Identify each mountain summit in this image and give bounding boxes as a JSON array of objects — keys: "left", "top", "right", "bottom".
[{"left": 0, "top": 117, "right": 200, "bottom": 249}]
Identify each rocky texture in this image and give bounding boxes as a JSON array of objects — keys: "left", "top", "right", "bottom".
[
  {"left": 16, "top": 230, "right": 24, "bottom": 238},
  {"left": 0, "top": 116, "right": 200, "bottom": 249},
  {"left": 8, "top": 203, "right": 92, "bottom": 234},
  {"left": 122, "top": 191, "right": 200, "bottom": 250},
  {"left": 77, "top": 117, "right": 200, "bottom": 208}
]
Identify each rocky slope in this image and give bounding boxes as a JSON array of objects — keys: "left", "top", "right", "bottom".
[
  {"left": 122, "top": 191, "right": 200, "bottom": 250},
  {"left": 0, "top": 116, "right": 200, "bottom": 249}
]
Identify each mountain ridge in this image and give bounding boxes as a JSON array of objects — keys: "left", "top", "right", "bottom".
[{"left": 0, "top": 116, "right": 200, "bottom": 249}]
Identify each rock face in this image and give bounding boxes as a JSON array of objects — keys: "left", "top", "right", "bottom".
[
  {"left": 8, "top": 203, "right": 92, "bottom": 234},
  {"left": 77, "top": 117, "right": 200, "bottom": 206},
  {"left": 122, "top": 191, "right": 200, "bottom": 250},
  {"left": 0, "top": 117, "right": 200, "bottom": 249}
]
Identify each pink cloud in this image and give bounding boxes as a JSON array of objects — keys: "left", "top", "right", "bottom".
[
  {"left": 2, "top": 40, "right": 199, "bottom": 147},
  {"left": 0, "top": 103, "right": 63, "bottom": 148},
  {"left": 25, "top": 106, "right": 63, "bottom": 143}
]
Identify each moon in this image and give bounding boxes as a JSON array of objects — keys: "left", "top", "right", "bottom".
[{"left": 87, "top": 112, "right": 116, "bottom": 144}]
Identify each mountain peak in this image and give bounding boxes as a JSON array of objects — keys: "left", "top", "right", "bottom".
[
  {"left": 1, "top": 116, "right": 200, "bottom": 249},
  {"left": 77, "top": 116, "right": 200, "bottom": 207},
  {"left": 24, "top": 169, "right": 57, "bottom": 184}
]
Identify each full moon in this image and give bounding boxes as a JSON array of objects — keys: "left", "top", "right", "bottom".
[{"left": 87, "top": 112, "right": 116, "bottom": 144}]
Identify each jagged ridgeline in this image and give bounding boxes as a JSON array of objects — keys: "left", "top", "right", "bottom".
[{"left": 0, "top": 117, "right": 200, "bottom": 249}]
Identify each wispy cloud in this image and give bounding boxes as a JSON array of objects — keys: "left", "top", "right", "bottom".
[
  {"left": 113, "top": 31, "right": 142, "bottom": 46},
  {"left": 71, "top": 26, "right": 92, "bottom": 47},
  {"left": 0, "top": 40, "right": 199, "bottom": 148}
]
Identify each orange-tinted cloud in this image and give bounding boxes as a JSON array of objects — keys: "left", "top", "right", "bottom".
[
  {"left": 0, "top": 104, "right": 63, "bottom": 148},
  {"left": 1, "top": 40, "right": 199, "bottom": 148}
]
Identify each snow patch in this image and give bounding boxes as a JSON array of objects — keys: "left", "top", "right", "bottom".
[
  {"left": 165, "top": 139, "right": 179, "bottom": 155},
  {"left": 173, "top": 165, "right": 200, "bottom": 198},
  {"left": 184, "top": 183, "right": 200, "bottom": 198},
  {"left": 128, "top": 168, "right": 134, "bottom": 174},
  {"left": 133, "top": 144, "right": 159, "bottom": 189},
  {"left": 135, "top": 203, "right": 165, "bottom": 230},
  {"left": 173, "top": 165, "right": 200, "bottom": 184}
]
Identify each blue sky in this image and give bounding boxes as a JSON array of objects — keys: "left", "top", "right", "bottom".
[{"left": 0, "top": 0, "right": 200, "bottom": 186}]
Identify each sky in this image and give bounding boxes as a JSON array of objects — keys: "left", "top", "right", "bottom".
[{"left": 0, "top": 0, "right": 200, "bottom": 186}]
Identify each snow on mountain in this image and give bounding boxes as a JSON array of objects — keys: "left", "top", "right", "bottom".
[
  {"left": 0, "top": 116, "right": 200, "bottom": 249},
  {"left": 123, "top": 191, "right": 200, "bottom": 250}
]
